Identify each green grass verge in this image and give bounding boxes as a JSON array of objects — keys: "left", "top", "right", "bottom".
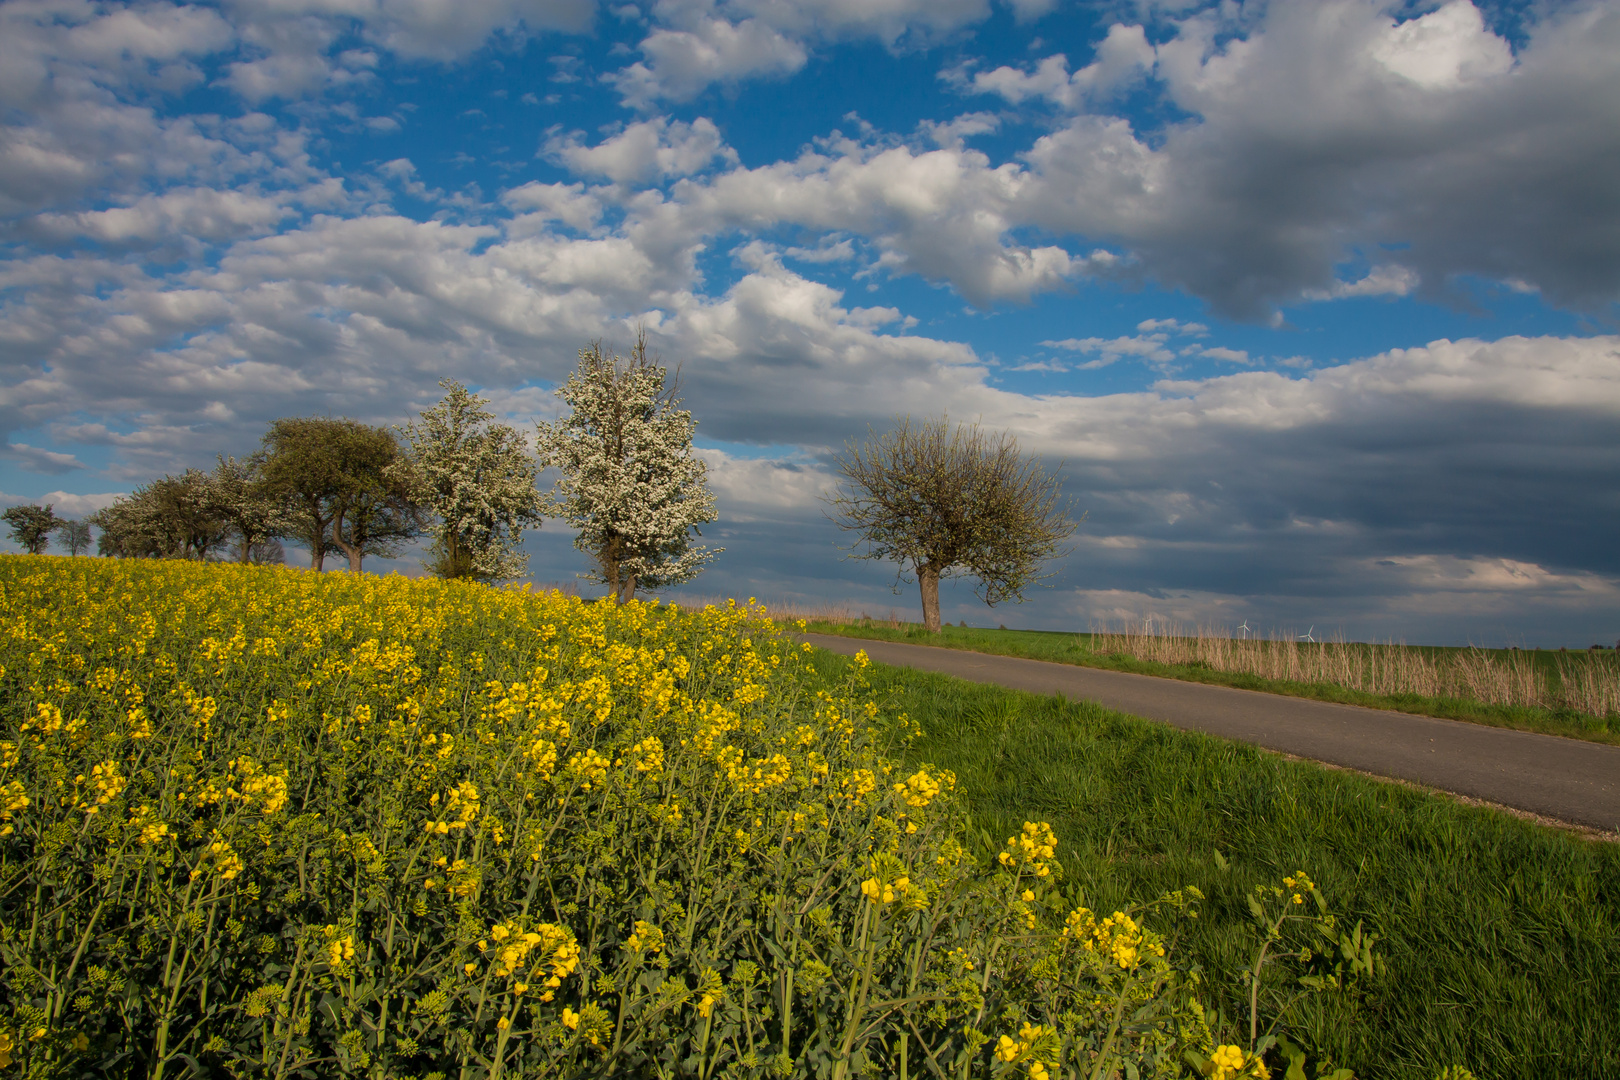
[
  {"left": 804, "top": 647, "right": 1620, "bottom": 1080},
  {"left": 804, "top": 622, "right": 1620, "bottom": 746}
]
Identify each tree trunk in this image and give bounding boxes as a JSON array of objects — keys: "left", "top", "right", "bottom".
[
  {"left": 330, "top": 514, "right": 362, "bottom": 573},
  {"left": 617, "top": 573, "right": 637, "bottom": 604},
  {"left": 918, "top": 565, "right": 942, "bottom": 633}
]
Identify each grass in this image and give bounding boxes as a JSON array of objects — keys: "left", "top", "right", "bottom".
[
  {"left": 799, "top": 621, "right": 1620, "bottom": 746},
  {"left": 801, "top": 647, "right": 1620, "bottom": 1080}
]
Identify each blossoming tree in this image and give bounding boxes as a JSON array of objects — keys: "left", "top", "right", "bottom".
[
  {"left": 400, "top": 379, "right": 542, "bottom": 582},
  {"left": 535, "top": 334, "right": 720, "bottom": 602}
]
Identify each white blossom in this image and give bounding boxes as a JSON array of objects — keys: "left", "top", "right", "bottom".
[
  {"left": 400, "top": 380, "right": 542, "bottom": 582},
  {"left": 535, "top": 336, "right": 720, "bottom": 601}
]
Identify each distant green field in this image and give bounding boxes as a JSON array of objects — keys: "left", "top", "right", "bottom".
[
  {"left": 802, "top": 647, "right": 1620, "bottom": 1080},
  {"left": 804, "top": 621, "right": 1620, "bottom": 745}
]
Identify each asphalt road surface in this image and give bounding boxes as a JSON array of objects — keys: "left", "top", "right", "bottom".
[{"left": 803, "top": 634, "right": 1620, "bottom": 833}]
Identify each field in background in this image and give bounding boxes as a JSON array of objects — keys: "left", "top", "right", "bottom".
[
  {"left": 801, "top": 647, "right": 1620, "bottom": 1080},
  {"left": 1088, "top": 624, "right": 1620, "bottom": 719},
  {"left": 783, "top": 609, "right": 1620, "bottom": 744}
]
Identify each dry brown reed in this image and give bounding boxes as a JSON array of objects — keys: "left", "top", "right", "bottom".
[{"left": 1091, "top": 623, "right": 1620, "bottom": 717}]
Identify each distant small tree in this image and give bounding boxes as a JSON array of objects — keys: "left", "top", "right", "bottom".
[
  {"left": 54, "top": 518, "right": 92, "bottom": 556},
  {"left": 246, "top": 537, "right": 286, "bottom": 565},
  {"left": 401, "top": 380, "right": 542, "bottom": 582},
  {"left": 4, "top": 504, "right": 59, "bottom": 554},
  {"left": 535, "top": 333, "right": 720, "bottom": 602},
  {"left": 826, "top": 416, "right": 1077, "bottom": 633}
]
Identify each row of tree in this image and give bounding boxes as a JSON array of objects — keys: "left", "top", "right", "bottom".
[
  {"left": 8, "top": 334, "right": 1077, "bottom": 628},
  {"left": 4, "top": 338, "right": 721, "bottom": 601}
]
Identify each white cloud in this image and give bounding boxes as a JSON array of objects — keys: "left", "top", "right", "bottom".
[
  {"left": 697, "top": 447, "right": 833, "bottom": 521},
  {"left": 1370, "top": 1, "right": 1514, "bottom": 89},
  {"left": 610, "top": 14, "right": 808, "bottom": 106},
  {"left": 682, "top": 140, "right": 1094, "bottom": 304},
  {"left": 610, "top": 0, "right": 996, "bottom": 105},
  {"left": 502, "top": 181, "right": 606, "bottom": 231},
  {"left": 0, "top": 443, "right": 84, "bottom": 476},
  {"left": 545, "top": 116, "right": 737, "bottom": 183},
  {"left": 31, "top": 187, "right": 296, "bottom": 244},
  {"left": 964, "top": 23, "right": 1155, "bottom": 108},
  {"left": 1042, "top": 318, "right": 1212, "bottom": 370},
  {"left": 1303, "top": 264, "right": 1419, "bottom": 301}
]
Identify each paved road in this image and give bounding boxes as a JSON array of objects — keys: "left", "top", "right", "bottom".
[{"left": 803, "top": 634, "right": 1620, "bottom": 833}]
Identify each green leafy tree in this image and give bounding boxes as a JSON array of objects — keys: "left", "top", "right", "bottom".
[
  {"left": 87, "top": 471, "right": 231, "bottom": 560},
  {"left": 535, "top": 334, "right": 720, "bottom": 602},
  {"left": 53, "top": 518, "right": 92, "bottom": 556},
  {"left": 262, "top": 417, "right": 421, "bottom": 572},
  {"left": 261, "top": 418, "right": 347, "bottom": 570},
  {"left": 400, "top": 380, "right": 542, "bottom": 582},
  {"left": 3, "top": 503, "right": 59, "bottom": 554},
  {"left": 826, "top": 416, "right": 1077, "bottom": 633}
]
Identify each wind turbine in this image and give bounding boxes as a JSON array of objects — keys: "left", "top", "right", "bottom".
[
  {"left": 1300, "top": 626, "right": 1316, "bottom": 644},
  {"left": 1237, "top": 620, "right": 1251, "bottom": 640}
]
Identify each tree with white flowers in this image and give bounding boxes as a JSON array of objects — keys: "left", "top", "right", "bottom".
[
  {"left": 400, "top": 380, "right": 542, "bottom": 582},
  {"left": 535, "top": 333, "right": 720, "bottom": 602}
]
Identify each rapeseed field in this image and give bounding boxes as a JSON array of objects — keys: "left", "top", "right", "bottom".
[{"left": 0, "top": 557, "right": 1309, "bottom": 1079}]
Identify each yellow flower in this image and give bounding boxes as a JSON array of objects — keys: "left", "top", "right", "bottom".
[{"left": 561, "top": 1007, "right": 580, "bottom": 1030}]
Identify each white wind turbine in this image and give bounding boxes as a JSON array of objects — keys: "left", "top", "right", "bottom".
[
  {"left": 1237, "top": 620, "right": 1251, "bottom": 640},
  {"left": 1300, "top": 626, "right": 1316, "bottom": 644}
]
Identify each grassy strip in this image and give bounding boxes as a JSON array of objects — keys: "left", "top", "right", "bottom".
[
  {"left": 803, "top": 647, "right": 1620, "bottom": 1080},
  {"left": 805, "top": 621, "right": 1620, "bottom": 746}
]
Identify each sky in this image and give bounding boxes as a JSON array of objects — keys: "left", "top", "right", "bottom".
[{"left": 1, "top": 0, "right": 1618, "bottom": 647}]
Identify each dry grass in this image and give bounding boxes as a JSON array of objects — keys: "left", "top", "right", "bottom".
[{"left": 1091, "top": 623, "right": 1620, "bottom": 717}]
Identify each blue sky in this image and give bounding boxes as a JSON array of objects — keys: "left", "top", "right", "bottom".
[{"left": 2, "top": 0, "right": 1618, "bottom": 645}]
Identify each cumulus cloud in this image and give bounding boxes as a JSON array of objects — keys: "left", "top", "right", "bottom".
[
  {"left": 960, "top": 23, "right": 1155, "bottom": 108},
  {"left": 610, "top": 0, "right": 995, "bottom": 105},
  {"left": 1005, "top": 0, "right": 1620, "bottom": 316},
  {"left": 609, "top": 13, "right": 809, "bottom": 106},
  {"left": 1042, "top": 318, "right": 1209, "bottom": 370},
  {"left": 545, "top": 117, "right": 738, "bottom": 183}
]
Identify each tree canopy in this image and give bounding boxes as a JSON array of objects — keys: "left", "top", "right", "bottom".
[
  {"left": 535, "top": 334, "right": 720, "bottom": 602},
  {"left": 3, "top": 504, "right": 59, "bottom": 555},
  {"left": 261, "top": 417, "right": 422, "bottom": 572},
  {"left": 89, "top": 471, "right": 231, "bottom": 560},
  {"left": 826, "top": 416, "right": 1077, "bottom": 633},
  {"left": 401, "top": 380, "right": 541, "bottom": 582}
]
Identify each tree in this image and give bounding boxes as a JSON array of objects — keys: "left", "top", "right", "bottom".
[
  {"left": 261, "top": 417, "right": 421, "bottom": 572},
  {"left": 54, "top": 518, "right": 92, "bottom": 556},
  {"left": 3, "top": 504, "right": 59, "bottom": 554},
  {"left": 400, "top": 380, "right": 542, "bottom": 582},
  {"left": 826, "top": 416, "right": 1077, "bottom": 633},
  {"left": 87, "top": 471, "right": 231, "bottom": 560},
  {"left": 535, "top": 334, "right": 720, "bottom": 602},
  {"left": 261, "top": 418, "right": 347, "bottom": 571},
  {"left": 211, "top": 455, "right": 287, "bottom": 563}
]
